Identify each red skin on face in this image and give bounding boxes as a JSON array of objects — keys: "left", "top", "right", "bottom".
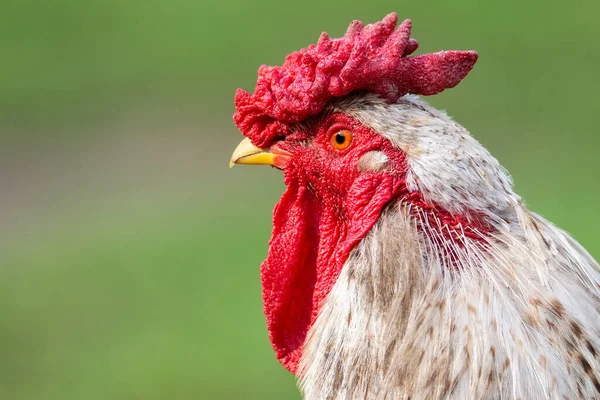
[{"left": 262, "top": 114, "right": 407, "bottom": 372}]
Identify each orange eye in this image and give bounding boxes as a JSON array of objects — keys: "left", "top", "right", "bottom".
[{"left": 330, "top": 129, "right": 353, "bottom": 150}]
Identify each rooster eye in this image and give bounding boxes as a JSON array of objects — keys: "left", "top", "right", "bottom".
[{"left": 330, "top": 130, "right": 353, "bottom": 150}]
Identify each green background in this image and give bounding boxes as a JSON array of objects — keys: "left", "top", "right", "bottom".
[{"left": 0, "top": 1, "right": 598, "bottom": 399}]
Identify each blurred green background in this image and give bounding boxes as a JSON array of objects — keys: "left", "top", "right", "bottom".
[{"left": 0, "top": 1, "right": 598, "bottom": 399}]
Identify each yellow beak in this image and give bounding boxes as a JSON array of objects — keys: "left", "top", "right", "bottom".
[{"left": 229, "top": 138, "right": 291, "bottom": 169}]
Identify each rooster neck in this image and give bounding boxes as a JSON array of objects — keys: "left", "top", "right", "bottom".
[{"left": 298, "top": 201, "right": 600, "bottom": 399}]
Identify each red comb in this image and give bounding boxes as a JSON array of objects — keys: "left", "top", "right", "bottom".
[{"left": 233, "top": 13, "right": 478, "bottom": 148}]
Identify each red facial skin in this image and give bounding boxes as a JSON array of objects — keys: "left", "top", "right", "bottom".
[{"left": 261, "top": 113, "right": 407, "bottom": 373}]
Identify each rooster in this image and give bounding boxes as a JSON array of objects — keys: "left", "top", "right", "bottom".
[{"left": 229, "top": 13, "right": 600, "bottom": 399}]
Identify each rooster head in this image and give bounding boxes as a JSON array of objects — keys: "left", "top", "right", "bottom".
[{"left": 230, "top": 13, "right": 484, "bottom": 373}]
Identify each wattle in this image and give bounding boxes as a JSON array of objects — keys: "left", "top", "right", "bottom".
[{"left": 261, "top": 170, "right": 404, "bottom": 374}]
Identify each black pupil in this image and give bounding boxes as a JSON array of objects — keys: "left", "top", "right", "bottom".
[{"left": 335, "top": 132, "right": 346, "bottom": 145}]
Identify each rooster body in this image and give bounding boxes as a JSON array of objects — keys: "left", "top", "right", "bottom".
[{"left": 230, "top": 14, "right": 600, "bottom": 399}]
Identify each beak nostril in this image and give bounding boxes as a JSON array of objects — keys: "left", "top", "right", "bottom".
[{"left": 271, "top": 143, "right": 294, "bottom": 158}]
